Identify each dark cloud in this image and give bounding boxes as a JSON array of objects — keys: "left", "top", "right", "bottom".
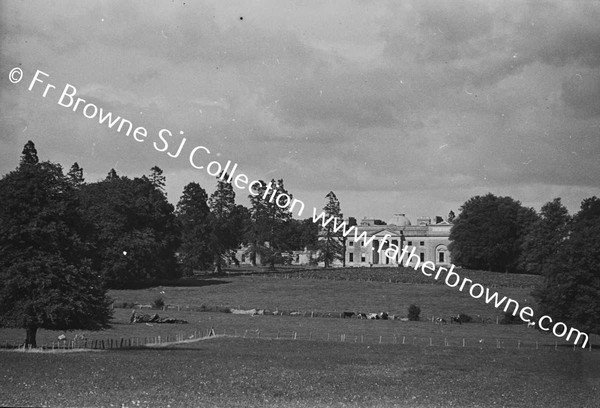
[{"left": 2, "top": 0, "right": 600, "bottom": 220}]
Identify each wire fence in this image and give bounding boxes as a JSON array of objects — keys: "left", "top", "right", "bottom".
[{"left": 2, "top": 327, "right": 593, "bottom": 352}]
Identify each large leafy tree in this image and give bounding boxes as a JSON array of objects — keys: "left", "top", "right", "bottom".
[
  {"left": 176, "top": 182, "right": 213, "bottom": 275},
  {"left": 448, "top": 193, "right": 537, "bottom": 273},
  {"left": 0, "top": 141, "right": 112, "bottom": 347},
  {"left": 533, "top": 197, "right": 600, "bottom": 334},
  {"left": 317, "top": 191, "right": 345, "bottom": 268},
  {"left": 79, "top": 168, "right": 180, "bottom": 288},
  {"left": 520, "top": 198, "right": 570, "bottom": 275}
]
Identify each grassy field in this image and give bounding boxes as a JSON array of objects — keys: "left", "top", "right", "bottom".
[
  {"left": 109, "top": 275, "right": 536, "bottom": 321},
  {"left": 1, "top": 337, "right": 599, "bottom": 408},
  {"left": 1, "top": 271, "right": 598, "bottom": 407}
]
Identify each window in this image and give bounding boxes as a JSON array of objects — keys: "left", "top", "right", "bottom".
[
  {"left": 420, "top": 252, "right": 425, "bottom": 262},
  {"left": 438, "top": 252, "right": 445, "bottom": 263},
  {"left": 241, "top": 254, "right": 246, "bottom": 262},
  {"left": 360, "top": 241, "right": 364, "bottom": 247},
  {"left": 361, "top": 254, "right": 366, "bottom": 262},
  {"left": 407, "top": 241, "right": 412, "bottom": 246},
  {"left": 420, "top": 241, "right": 425, "bottom": 246},
  {"left": 348, "top": 241, "right": 354, "bottom": 247},
  {"left": 349, "top": 253, "right": 354, "bottom": 262}
]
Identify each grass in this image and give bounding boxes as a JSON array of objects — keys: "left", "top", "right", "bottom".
[
  {"left": 237, "top": 266, "right": 542, "bottom": 289},
  {"left": 110, "top": 275, "right": 536, "bottom": 321},
  {"left": 1, "top": 270, "right": 598, "bottom": 407},
  {"left": 1, "top": 337, "right": 599, "bottom": 408},
  {"left": 1, "top": 307, "right": 594, "bottom": 353}
]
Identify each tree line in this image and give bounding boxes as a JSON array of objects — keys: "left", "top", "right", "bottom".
[
  {"left": 1, "top": 141, "right": 598, "bottom": 345},
  {"left": 0, "top": 141, "right": 329, "bottom": 345},
  {"left": 449, "top": 193, "right": 600, "bottom": 333}
]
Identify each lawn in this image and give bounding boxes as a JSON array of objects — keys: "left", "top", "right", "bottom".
[
  {"left": 109, "top": 275, "right": 536, "bottom": 322},
  {"left": 1, "top": 337, "right": 598, "bottom": 408},
  {"left": 1, "top": 272, "right": 598, "bottom": 407}
]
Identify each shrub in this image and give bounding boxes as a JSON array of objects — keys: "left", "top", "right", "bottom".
[
  {"left": 500, "top": 311, "right": 521, "bottom": 324},
  {"left": 457, "top": 313, "right": 473, "bottom": 323},
  {"left": 408, "top": 304, "right": 421, "bottom": 321},
  {"left": 112, "top": 301, "right": 136, "bottom": 309},
  {"left": 151, "top": 296, "right": 165, "bottom": 309}
]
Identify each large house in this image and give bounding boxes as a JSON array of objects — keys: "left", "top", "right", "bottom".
[
  {"left": 345, "top": 214, "right": 452, "bottom": 268},
  {"left": 234, "top": 213, "right": 452, "bottom": 268}
]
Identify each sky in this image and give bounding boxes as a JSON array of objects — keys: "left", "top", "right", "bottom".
[{"left": 1, "top": 0, "right": 599, "bottom": 223}]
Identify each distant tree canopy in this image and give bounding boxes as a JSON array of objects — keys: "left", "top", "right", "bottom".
[
  {"left": 79, "top": 167, "right": 180, "bottom": 288},
  {"left": 533, "top": 197, "right": 600, "bottom": 334},
  {"left": 449, "top": 193, "right": 538, "bottom": 273},
  {"left": 0, "top": 141, "right": 112, "bottom": 347}
]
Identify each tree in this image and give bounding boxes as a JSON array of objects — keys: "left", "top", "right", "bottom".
[
  {"left": 0, "top": 142, "right": 112, "bottom": 347},
  {"left": 106, "top": 168, "right": 119, "bottom": 181},
  {"left": 148, "top": 166, "right": 166, "bottom": 193},
  {"left": 520, "top": 198, "right": 570, "bottom": 275},
  {"left": 317, "top": 191, "right": 345, "bottom": 268},
  {"left": 533, "top": 197, "right": 600, "bottom": 334},
  {"left": 448, "top": 193, "right": 537, "bottom": 273},
  {"left": 448, "top": 210, "right": 456, "bottom": 223},
  {"left": 208, "top": 176, "right": 245, "bottom": 273},
  {"left": 67, "top": 162, "right": 85, "bottom": 187},
  {"left": 176, "top": 182, "right": 213, "bottom": 275},
  {"left": 246, "top": 179, "right": 294, "bottom": 268},
  {"left": 80, "top": 173, "right": 180, "bottom": 288},
  {"left": 20, "top": 140, "right": 39, "bottom": 166}
]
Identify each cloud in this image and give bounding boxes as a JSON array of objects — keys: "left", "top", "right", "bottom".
[{"left": 2, "top": 0, "right": 600, "bottom": 221}]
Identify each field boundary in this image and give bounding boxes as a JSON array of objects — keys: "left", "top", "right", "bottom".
[{"left": 3, "top": 327, "right": 594, "bottom": 353}]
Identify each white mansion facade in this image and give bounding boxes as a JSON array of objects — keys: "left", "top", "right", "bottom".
[
  {"left": 235, "top": 213, "right": 452, "bottom": 268},
  {"left": 345, "top": 214, "right": 452, "bottom": 267}
]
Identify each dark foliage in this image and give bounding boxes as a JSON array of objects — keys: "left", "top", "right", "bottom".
[
  {"left": 408, "top": 304, "right": 421, "bottom": 321},
  {"left": 449, "top": 193, "right": 538, "bottom": 273},
  {"left": 533, "top": 196, "right": 600, "bottom": 334},
  {"left": 79, "top": 169, "right": 180, "bottom": 288},
  {"left": 176, "top": 182, "right": 213, "bottom": 275},
  {"left": 0, "top": 142, "right": 112, "bottom": 347}
]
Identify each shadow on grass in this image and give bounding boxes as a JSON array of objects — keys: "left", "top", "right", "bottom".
[{"left": 157, "top": 278, "right": 232, "bottom": 288}]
